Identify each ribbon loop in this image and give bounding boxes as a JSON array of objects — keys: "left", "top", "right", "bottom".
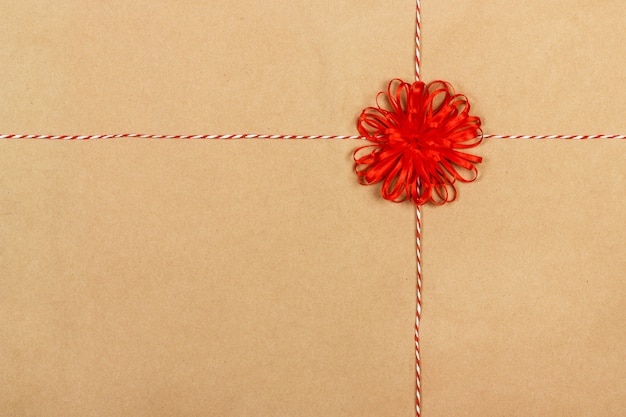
[{"left": 354, "top": 79, "right": 483, "bottom": 206}]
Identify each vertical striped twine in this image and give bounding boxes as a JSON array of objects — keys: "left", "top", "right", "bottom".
[
  {"left": 415, "top": 0, "right": 422, "bottom": 81},
  {"left": 415, "top": 203, "right": 423, "bottom": 417},
  {"left": 414, "top": 1, "right": 423, "bottom": 416}
]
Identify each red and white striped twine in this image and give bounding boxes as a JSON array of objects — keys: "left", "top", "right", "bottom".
[
  {"left": 0, "top": 133, "right": 362, "bottom": 140},
  {"left": 2, "top": 133, "right": 624, "bottom": 141},
  {"left": 414, "top": 1, "right": 423, "bottom": 415},
  {"left": 415, "top": 0, "right": 422, "bottom": 82},
  {"left": 415, "top": 204, "right": 423, "bottom": 417},
  {"left": 484, "top": 134, "right": 626, "bottom": 140}
]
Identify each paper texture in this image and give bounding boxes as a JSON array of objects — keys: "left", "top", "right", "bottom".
[
  {"left": 0, "top": 1, "right": 417, "bottom": 416},
  {"left": 0, "top": 140, "right": 416, "bottom": 416},
  {"left": 420, "top": 1, "right": 625, "bottom": 416},
  {"left": 1, "top": 1, "right": 624, "bottom": 416}
]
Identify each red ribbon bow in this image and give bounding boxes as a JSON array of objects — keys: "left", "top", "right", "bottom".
[{"left": 354, "top": 79, "right": 483, "bottom": 206}]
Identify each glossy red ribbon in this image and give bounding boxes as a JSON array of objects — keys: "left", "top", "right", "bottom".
[{"left": 354, "top": 79, "right": 483, "bottom": 206}]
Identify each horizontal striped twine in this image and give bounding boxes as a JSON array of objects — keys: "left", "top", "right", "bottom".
[
  {"left": 484, "top": 134, "right": 626, "bottom": 140},
  {"left": 2, "top": 133, "right": 624, "bottom": 141},
  {"left": 0, "top": 133, "right": 362, "bottom": 140}
]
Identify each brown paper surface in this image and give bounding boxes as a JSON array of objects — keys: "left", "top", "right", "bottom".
[
  {"left": 0, "top": 140, "right": 416, "bottom": 416},
  {"left": 1, "top": 1, "right": 625, "bottom": 416},
  {"left": 420, "top": 1, "right": 626, "bottom": 416},
  {"left": 421, "top": 139, "right": 626, "bottom": 416},
  {"left": 0, "top": 1, "right": 417, "bottom": 416}
]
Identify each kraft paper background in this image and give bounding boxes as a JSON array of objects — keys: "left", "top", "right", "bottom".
[{"left": 0, "top": 1, "right": 624, "bottom": 416}]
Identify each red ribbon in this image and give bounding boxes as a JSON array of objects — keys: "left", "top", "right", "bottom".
[{"left": 354, "top": 79, "right": 483, "bottom": 206}]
